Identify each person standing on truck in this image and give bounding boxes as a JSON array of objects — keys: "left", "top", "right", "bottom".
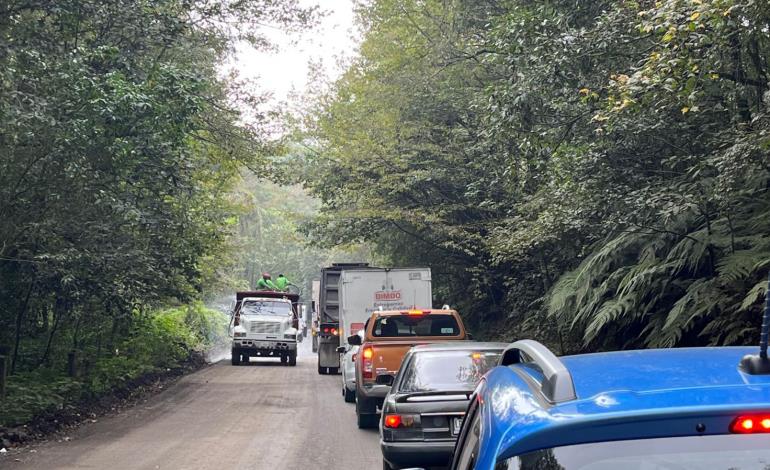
[
  {"left": 275, "top": 273, "right": 293, "bottom": 292},
  {"left": 256, "top": 273, "right": 277, "bottom": 291}
]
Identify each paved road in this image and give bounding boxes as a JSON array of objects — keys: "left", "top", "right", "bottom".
[{"left": 3, "top": 341, "right": 381, "bottom": 470}]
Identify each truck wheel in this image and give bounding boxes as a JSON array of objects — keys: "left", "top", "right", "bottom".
[
  {"left": 231, "top": 349, "right": 240, "bottom": 366},
  {"left": 356, "top": 397, "right": 378, "bottom": 429},
  {"left": 288, "top": 352, "right": 297, "bottom": 366},
  {"left": 329, "top": 367, "right": 339, "bottom": 375},
  {"left": 317, "top": 360, "right": 326, "bottom": 375},
  {"left": 344, "top": 387, "right": 355, "bottom": 403},
  {"left": 241, "top": 353, "right": 249, "bottom": 364},
  {"left": 280, "top": 354, "right": 288, "bottom": 365}
]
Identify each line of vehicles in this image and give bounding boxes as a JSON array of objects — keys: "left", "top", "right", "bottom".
[{"left": 229, "top": 266, "right": 770, "bottom": 470}]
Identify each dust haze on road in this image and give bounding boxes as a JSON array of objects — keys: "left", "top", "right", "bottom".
[{"left": 2, "top": 341, "right": 381, "bottom": 470}]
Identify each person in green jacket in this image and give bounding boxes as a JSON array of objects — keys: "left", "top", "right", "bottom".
[
  {"left": 275, "top": 274, "right": 293, "bottom": 292},
  {"left": 256, "top": 272, "right": 277, "bottom": 291}
]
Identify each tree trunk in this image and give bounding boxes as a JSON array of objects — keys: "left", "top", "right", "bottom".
[{"left": 11, "top": 281, "right": 34, "bottom": 374}]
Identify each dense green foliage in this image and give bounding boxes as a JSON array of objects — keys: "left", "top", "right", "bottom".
[
  {"left": 0, "top": 0, "right": 315, "bottom": 419},
  {"left": 298, "top": 0, "right": 770, "bottom": 351},
  {"left": 0, "top": 303, "right": 226, "bottom": 426}
]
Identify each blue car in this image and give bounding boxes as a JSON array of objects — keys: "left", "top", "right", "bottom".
[{"left": 450, "top": 340, "right": 770, "bottom": 470}]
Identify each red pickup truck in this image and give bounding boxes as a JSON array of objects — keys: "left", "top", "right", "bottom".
[{"left": 348, "top": 308, "right": 469, "bottom": 428}]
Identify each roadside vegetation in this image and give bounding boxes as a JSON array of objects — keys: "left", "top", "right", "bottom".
[
  {"left": 295, "top": 0, "right": 770, "bottom": 352},
  {"left": 0, "top": 0, "right": 317, "bottom": 431}
]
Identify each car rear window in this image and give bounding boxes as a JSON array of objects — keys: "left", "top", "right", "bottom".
[
  {"left": 398, "top": 350, "right": 501, "bottom": 393},
  {"left": 495, "top": 434, "right": 770, "bottom": 469},
  {"left": 372, "top": 314, "right": 461, "bottom": 337}
]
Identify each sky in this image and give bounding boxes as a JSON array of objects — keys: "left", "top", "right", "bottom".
[{"left": 223, "top": 0, "right": 360, "bottom": 115}]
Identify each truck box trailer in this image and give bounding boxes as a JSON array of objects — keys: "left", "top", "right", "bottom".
[
  {"left": 336, "top": 267, "right": 432, "bottom": 399},
  {"left": 317, "top": 264, "right": 432, "bottom": 375}
]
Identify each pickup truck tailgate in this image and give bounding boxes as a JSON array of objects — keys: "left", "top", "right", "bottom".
[{"left": 369, "top": 339, "right": 456, "bottom": 376}]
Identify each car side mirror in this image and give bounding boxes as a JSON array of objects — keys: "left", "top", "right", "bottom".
[
  {"left": 375, "top": 374, "right": 394, "bottom": 386},
  {"left": 336, "top": 346, "right": 346, "bottom": 354},
  {"left": 347, "top": 334, "right": 362, "bottom": 346}
]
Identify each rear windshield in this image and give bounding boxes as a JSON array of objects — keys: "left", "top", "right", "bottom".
[
  {"left": 495, "top": 434, "right": 770, "bottom": 469},
  {"left": 240, "top": 300, "right": 292, "bottom": 316},
  {"left": 372, "top": 314, "right": 460, "bottom": 337},
  {"left": 398, "top": 350, "right": 501, "bottom": 393}
]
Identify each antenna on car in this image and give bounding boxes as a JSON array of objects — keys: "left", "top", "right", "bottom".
[{"left": 739, "top": 273, "right": 770, "bottom": 375}]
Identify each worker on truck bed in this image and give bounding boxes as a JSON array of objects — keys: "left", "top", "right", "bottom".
[
  {"left": 256, "top": 272, "right": 277, "bottom": 291},
  {"left": 275, "top": 273, "right": 293, "bottom": 292}
]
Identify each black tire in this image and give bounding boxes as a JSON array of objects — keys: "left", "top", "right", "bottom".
[
  {"left": 231, "top": 349, "right": 240, "bottom": 366},
  {"left": 281, "top": 354, "right": 288, "bottom": 365},
  {"left": 356, "top": 396, "right": 378, "bottom": 429},
  {"left": 241, "top": 353, "right": 249, "bottom": 364},
  {"left": 317, "top": 359, "right": 326, "bottom": 375},
  {"left": 329, "top": 367, "right": 339, "bottom": 375},
  {"left": 344, "top": 386, "right": 355, "bottom": 403},
  {"left": 288, "top": 352, "right": 297, "bottom": 366}
]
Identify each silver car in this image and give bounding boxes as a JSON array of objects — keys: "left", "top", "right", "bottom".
[{"left": 338, "top": 331, "right": 364, "bottom": 403}]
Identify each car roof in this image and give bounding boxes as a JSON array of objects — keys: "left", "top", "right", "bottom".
[
  {"left": 562, "top": 347, "right": 762, "bottom": 397},
  {"left": 483, "top": 345, "right": 770, "bottom": 462},
  {"left": 410, "top": 342, "right": 508, "bottom": 352}
]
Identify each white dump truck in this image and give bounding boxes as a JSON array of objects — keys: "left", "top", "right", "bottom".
[{"left": 229, "top": 290, "right": 300, "bottom": 366}]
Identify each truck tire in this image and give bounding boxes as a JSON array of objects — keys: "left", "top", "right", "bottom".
[
  {"left": 317, "top": 359, "right": 326, "bottom": 375},
  {"left": 355, "top": 396, "right": 378, "bottom": 429},
  {"left": 329, "top": 367, "right": 339, "bottom": 375},
  {"left": 281, "top": 354, "right": 288, "bottom": 365},
  {"left": 241, "top": 353, "right": 249, "bottom": 364},
  {"left": 231, "top": 349, "right": 240, "bottom": 366},
  {"left": 344, "top": 386, "right": 355, "bottom": 403},
  {"left": 288, "top": 352, "right": 297, "bottom": 366}
]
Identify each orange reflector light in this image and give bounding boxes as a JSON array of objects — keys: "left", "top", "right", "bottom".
[
  {"left": 471, "top": 352, "right": 483, "bottom": 360},
  {"left": 730, "top": 415, "right": 770, "bottom": 433},
  {"left": 384, "top": 415, "right": 401, "bottom": 428},
  {"left": 363, "top": 347, "right": 374, "bottom": 360}
]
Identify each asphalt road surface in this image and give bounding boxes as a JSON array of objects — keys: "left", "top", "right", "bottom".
[{"left": 2, "top": 340, "right": 381, "bottom": 470}]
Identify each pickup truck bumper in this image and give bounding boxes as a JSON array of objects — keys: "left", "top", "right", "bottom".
[
  {"left": 358, "top": 382, "right": 391, "bottom": 400},
  {"left": 233, "top": 339, "right": 297, "bottom": 352}
]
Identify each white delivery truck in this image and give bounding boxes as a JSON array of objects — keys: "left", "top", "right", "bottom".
[{"left": 335, "top": 267, "right": 432, "bottom": 402}]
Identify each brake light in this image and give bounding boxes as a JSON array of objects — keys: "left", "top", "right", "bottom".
[
  {"left": 730, "top": 415, "right": 770, "bottom": 433},
  {"left": 331, "top": 328, "right": 338, "bottom": 336},
  {"left": 401, "top": 309, "right": 431, "bottom": 316},
  {"left": 362, "top": 346, "right": 374, "bottom": 379},
  {"left": 384, "top": 415, "right": 401, "bottom": 428},
  {"left": 323, "top": 327, "right": 330, "bottom": 334},
  {"left": 383, "top": 414, "right": 416, "bottom": 428}
]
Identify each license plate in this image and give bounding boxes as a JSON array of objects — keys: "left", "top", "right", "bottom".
[{"left": 451, "top": 417, "right": 464, "bottom": 436}]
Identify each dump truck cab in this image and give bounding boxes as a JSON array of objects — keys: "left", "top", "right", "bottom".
[{"left": 230, "top": 290, "right": 300, "bottom": 366}]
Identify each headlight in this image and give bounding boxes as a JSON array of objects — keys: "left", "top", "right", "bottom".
[
  {"left": 234, "top": 332, "right": 246, "bottom": 338},
  {"left": 284, "top": 333, "right": 297, "bottom": 340}
]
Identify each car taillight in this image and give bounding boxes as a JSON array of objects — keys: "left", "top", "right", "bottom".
[
  {"left": 731, "top": 415, "right": 770, "bottom": 433},
  {"left": 383, "top": 414, "right": 417, "bottom": 428},
  {"left": 331, "top": 328, "right": 338, "bottom": 336},
  {"left": 362, "top": 346, "right": 374, "bottom": 379}
]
